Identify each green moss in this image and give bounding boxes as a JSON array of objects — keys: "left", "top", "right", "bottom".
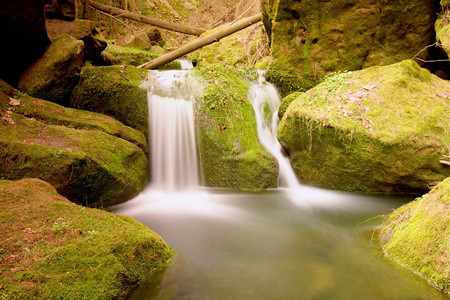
[
  {"left": 17, "top": 34, "right": 84, "bottom": 106},
  {"left": 0, "top": 178, "right": 174, "bottom": 299},
  {"left": 379, "top": 178, "right": 450, "bottom": 292},
  {"left": 189, "top": 23, "right": 270, "bottom": 69},
  {"left": 194, "top": 65, "right": 278, "bottom": 190},
  {"left": 278, "top": 60, "right": 450, "bottom": 193},
  {"left": 70, "top": 65, "right": 149, "bottom": 137},
  {"left": 0, "top": 114, "right": 148, "bottom": 207},
  {"left": 263, "top": 0, "right": 439, "bottom": 94},
  {"left": 102, "top": 44, "right": 180, "bottom": 69}
]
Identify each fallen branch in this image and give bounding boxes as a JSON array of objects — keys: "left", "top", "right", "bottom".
[
  {"left": 88, "top": 1, "right": 205, "bottom": 36},
  {"left": 440, "top": 160, "right": 450, "bottom": 166},
  {"left": 137, "top": 13, "right": 262, "bottom": 70}
]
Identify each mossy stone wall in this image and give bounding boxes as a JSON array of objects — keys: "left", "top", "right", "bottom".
[{"left": 262, "top": 0, "right": 440, "bottom": 96}]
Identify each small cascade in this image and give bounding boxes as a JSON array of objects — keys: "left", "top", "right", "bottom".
[
  {"left": 147, "top": 70, "right": 201, "bottom": 192},
  {"left": 248, "top": 70, "right": 300, "bottom": 188},
  {"left": 178, "top": 59, "right": 194, "bottom": 70}
]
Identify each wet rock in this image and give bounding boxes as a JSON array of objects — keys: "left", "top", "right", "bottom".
[
  {"left": 0, "top": 79, "right": 148, "bottom": 207},
  {"left": 278, "top": 60, "right": 450, "bottom": 193},
  {"left": 18, "top": 34, "right": 83, "bottom": 106}
]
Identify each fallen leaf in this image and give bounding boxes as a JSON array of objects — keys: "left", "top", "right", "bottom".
[{"left": 8, "top": 97, "right": 21, "bottom": 106}]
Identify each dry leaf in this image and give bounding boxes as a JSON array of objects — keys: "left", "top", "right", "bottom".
[{"left": 8, "top": 97, "right": 21, "bottom": 106}]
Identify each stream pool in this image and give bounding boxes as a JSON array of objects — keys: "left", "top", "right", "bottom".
[{"left": 111, "top": 187, "right": 448, "bottom": 300}]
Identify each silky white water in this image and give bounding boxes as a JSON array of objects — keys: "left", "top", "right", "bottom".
[
  {"left": 109, "top": 69, "right": 446, "bottom": 300},
  {"left": 147, "top": 70, "right": 200, "bottom": 192},
  {"left": 248, "top": 70, "right": 300, "bottom": 188}
]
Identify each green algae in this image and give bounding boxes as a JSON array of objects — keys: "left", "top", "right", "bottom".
[
  {"left": 0, "top": 178, "right": 174, "bottom": 299},
  {"left": 194, "top": 65, "right": 278, "bottom": 190}
]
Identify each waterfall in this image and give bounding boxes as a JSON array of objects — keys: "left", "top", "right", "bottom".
[
  {"left": 248, "top": 70, "right": 300, "bottom": 188},
  {"left": 147, "top": 70, "right": 201, "bottom": 192}
]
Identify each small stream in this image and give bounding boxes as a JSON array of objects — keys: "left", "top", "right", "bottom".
[{"left": 111, "top": 68, "right": 447, "bottom": 299}]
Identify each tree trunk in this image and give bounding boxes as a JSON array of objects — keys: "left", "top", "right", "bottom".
[
  {"left": 88, "top": 1, "right": 205, "bottom": 36},
  {"left": 137, "top": 13, "right": 262, "bottom": 69}
]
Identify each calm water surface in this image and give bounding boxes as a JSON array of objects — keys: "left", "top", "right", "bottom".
[{"left": 111, "top": 187, "right": 448, "bottom": 300}]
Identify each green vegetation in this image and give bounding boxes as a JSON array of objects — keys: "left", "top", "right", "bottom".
[
  {"left": 70, "top": 65, "right": 149, "bottom": 137},
  {"left": 102, "top": 44, "right": 180, "bottom": 69},
  {"left": 0, "top": 178, "right": 174, "bottom": 299},
  {"left": 194, "top": 64, "right": 278, "bottom": 190},
  {"left": 1, "top": 79, "right": 148, "bottom": 207},
  {"left": 262, "top": 0, "right": 439, "bottom": 94},
  {"left": 379, "top": 178, "right": 450, "bottom": 293},
  {"left": 278, "top": 60, "right": 450, "bottom": 193}
]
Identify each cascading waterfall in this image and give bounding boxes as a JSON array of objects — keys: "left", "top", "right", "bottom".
[
  {"left": 147, "top": 69, "right": 201, "bottom": 192},
  {"left": 248, "top": 70, "right": 300, "bottom": 189}
]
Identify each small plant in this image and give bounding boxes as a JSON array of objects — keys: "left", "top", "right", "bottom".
[
  {"left": 86, "top": 230, "right": 99, "bottom": 241},
  {"left": 52, "top": 222, "right": 69, "bottom": 235}
]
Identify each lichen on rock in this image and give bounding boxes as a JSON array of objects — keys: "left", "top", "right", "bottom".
[{"left": 278, "top": 60, "right": 450, "bottom": 193}]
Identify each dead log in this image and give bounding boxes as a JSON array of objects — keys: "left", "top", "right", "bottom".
[
  {"left": 440, "top": 160, "right": 450, "bottom": 166},
  {"left": 88, "top": 1, "right": 205, "bottom": 36},
  {"left": 137, "top": 13, "right": 262, "bottom": 70}
]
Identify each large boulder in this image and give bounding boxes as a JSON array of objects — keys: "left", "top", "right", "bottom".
[
  {"left": 0, "top": 0, "right": 50, "bottom": 86},
  {"left": 46, "top": 19, "right": 107, "bottom": 62},
  {"left": 195, "top": 65, "right": 278, "bottom": 190},
  {"left": 278, "top": 60, "right": 450, "bottom": 194},
  {"left": 0, "top": 79, "right": 148, "bottom": 207},
  {"left": 70, "top": 65, "right": 149, "bottom": 136},
  {"left": 0, "top": 178, "right": 173, "bottom": 298},
  {"left": 261, "top": 0, "right": 440, "bottom": 96},
  {"left": 18, "top": 34, "right": 84, "bottom": 106},
  {"left": 380, "top": 177, "right": 450, "bottom": 293}
]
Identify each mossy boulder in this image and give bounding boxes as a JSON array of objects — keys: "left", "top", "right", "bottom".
[
  {"left": 261, "top": 0, "right": 439, "bottom": 95},
  {"left": 18, "top": 34, "right": 84, "bottom": 106},
  {"left": 194, "top": 65, "right": 278, "bottom": 190},
  {"left": 0, "top": 178, "right": 174, "bottom": 299},
  {"left": 1, "top": 79, "right": 148, "bottom": 207},
  {"left": 379, "top": 177, "right": 450, "bottom": 293},
  {"left": 70, "top": 65, "right": 150, "bottom": 137},
  {"left": 278, "top": 60, "right": 450, "bottom": 193},
  {"left": 46, "top": 19, "right": 107, "bottom": 62}
]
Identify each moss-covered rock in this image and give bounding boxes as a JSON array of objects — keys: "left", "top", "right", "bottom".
[
  {"left": 18, "top": 34, "right": 84, "bottom": 106},
  {"left": 194, "top": 65, "right": 278, "bottom": 190},
  {"left": 0, "top": 178, "right": 174, "bottom": 299},
  {"left": 70, "top": 65, "right": 150, "bottom": 136},
  {"left": 261, "top": 0, "right": 439, "bottom": 96},
  {"left": 379, "top": 177, "right": 450, "bottom": 293},
  {"left": 278, "top": 60, "right": 450, "bottom": 193},
  {"left": 46, "top": 19, "right": 107, "bottom": 62},
  {"left": 1, "top": 79, "right": 148, "bottom": 207}
]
